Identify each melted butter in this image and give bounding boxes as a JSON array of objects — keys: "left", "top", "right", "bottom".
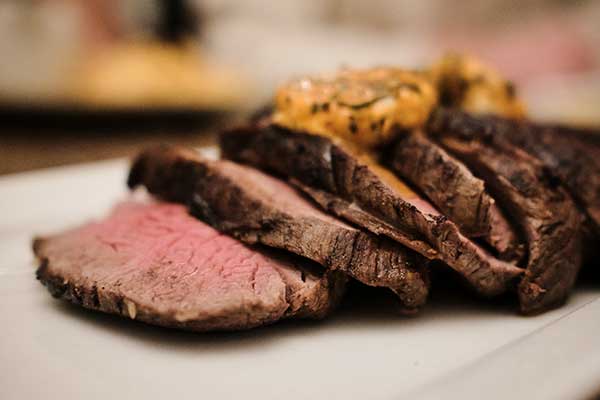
[
  {"left": 360, "top": 152, "right": 418, "bottom": 198},
  {"left": 273, "top": 67, "right": 438, "bottom": 148},
  {"left": 361, "top": 151, "right": 440, "bottom": 214},
  {"left": 429, "top": 53, "right": 526, "bottom": 118},
  {"left": 329, "top": 137, "right": 424, "bottom": 201},
  {"left": 273, "top": 55, "right": 525, "bottom": 150}
]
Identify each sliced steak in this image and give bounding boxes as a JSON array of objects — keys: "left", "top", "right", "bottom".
[
  {"left": 219, "top": 124, "right": 523, "bottom": 298},
  {"left": 34, "top": 201, "right": 346, "bottom": 332},
  {"left": 128, "top": 146, "right": 430, "bottom": 310},
  {"left": 533, "top": 124, "right": 600, "bottom": 246},
  {"left": 429, "top": 109, "right": 600, "bottom": 237},
  {"left": 385, "top": 130, "right": 524, "bottom": 262},
  {"left": 428, "top": 108, "right": 582, "bottom": 313}
]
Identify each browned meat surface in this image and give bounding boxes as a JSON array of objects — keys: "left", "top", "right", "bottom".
[
  {"left": 219, "top": 124, "right": 523, "bottom": 298},
  {"left": 385, "top": 130, "right": 524, "bottom": 262},
  {"left": 34, "top": 201, "right": 346, "bottom": 332},
  {"left": 516, "top": 121, "right": 599, "bottom": 237},
  {"left": 128, "top": 146, "right": 430, "bottom": 311},
  {"left": 428, "top": 108, "right": 583, "bottom": 313},
  {"left": 526, "top": 124, "right": 600, "bottom": 238},
  {"left": 431, "top": 109, "right": 600, "bottom": 238}
]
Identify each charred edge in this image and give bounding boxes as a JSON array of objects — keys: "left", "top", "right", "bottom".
[
  {"left": 116, "top": 297, "right": 124, "bottom": 316},
  {"left": 127, "top": 147, "right": 172, "bottom": 190},
  {"left": 36, "top": 259, "right": 67, "bottom": 298},
  {"left": 91, "top": 284, "right": 100, "bottom": 308},
  {"left": 519, "top": 282, "right": 568, "bottom": 316},
  {"left": 32, "top": 237, "right": 45, "bottom": 256},
  {"left": 190, "top": 193, "right": 220, "bottom": 227},
  {"left": 71, "top": 284, "right": 83, "bottom": 305},
  {"left": 127, "top": 155, "right": 145, "bottom": 189}
]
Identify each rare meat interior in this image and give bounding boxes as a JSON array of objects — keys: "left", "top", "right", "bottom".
[{"left": 34, "top": 201, "right": 346, "bottom": 332}]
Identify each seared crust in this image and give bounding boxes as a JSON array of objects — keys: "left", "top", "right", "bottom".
[
  {"left": 513, "top": 121, "right": 599, "bottom": 236},
  {"left": 128, "top": 146, "right": 430, "bottom": 310},
  {"left": 385, "top": 130, "right": 524, "bottom": 262},
  {"left": 219, "top": 124, "right": 523, "bottom": 298},
  {"left": 428, "top": 108, "right": 582, "bottom": 313}
]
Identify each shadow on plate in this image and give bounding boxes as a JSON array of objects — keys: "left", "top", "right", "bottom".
[
  {"left": 48, "top": 273, "right": 526, "bottom": 354},
  {"left": 43, "top": 257, "right": 600, "bottom": 354}
]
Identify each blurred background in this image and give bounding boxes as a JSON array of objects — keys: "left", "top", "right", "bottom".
[{"left": 1, "top": 0, "right": 599, "bottom": 175}]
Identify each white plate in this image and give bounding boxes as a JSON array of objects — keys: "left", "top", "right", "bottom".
[{"left": 1, "top": 150, "right": 599, "bottom": 400}]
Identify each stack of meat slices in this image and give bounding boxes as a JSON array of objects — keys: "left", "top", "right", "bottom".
[
  {"left": 33, "top": 63, "right": 598, "bottom": 332},
  {"left": 34, "top": 201, "right": 348, "bottom": 331},
  {"left": 219, "top": 116, "right": 584, "bottom": 315}
]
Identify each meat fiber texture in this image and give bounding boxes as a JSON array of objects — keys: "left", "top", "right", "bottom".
[
  {"left": 128, "top": 146, "right": 430, "bottom": 311},
  {"left": 385, "top": 130, "right": 524, "bottom": 263},
  {"left": 219, "top": 124, "right": 522, "bottom": 300},
  {"left": 34, "top": 201, "right": 346, "bottom": 332},
  {"left": 431, "top": 109, "right": 600, "bottom": 240},
  {"left": 428, "top": 108, "right": 583, "bottom": 314}
]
